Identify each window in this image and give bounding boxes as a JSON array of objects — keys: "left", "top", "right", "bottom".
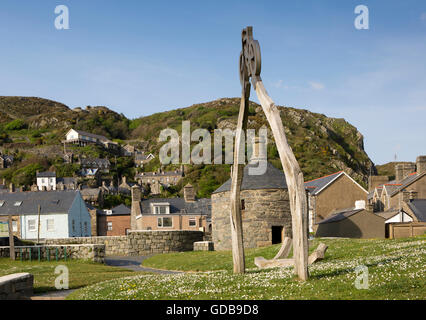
[
  {"left": 155, "top": 206, "right": 167, "bottom": 214},
  {"left": 28, "top": 219, "right": 36, "bottom": 232},
  {"left": 84, "top": 222, "right": 88, "bottom": 234},
  {"left": 157, "top": 217, "right": 172, "bottom": 228},
  {"left": 72, "top": 220, "right": 75, "bottom": 232},
  {"left": 12, "top": 220, "right": 17, "bottom": 232},
  {"left": 46, "top": 219, "right": 54, "bottom": 232},
  {"left": 241, "top": 199, "right": 245, "bottom": 210},
  {"left": 107, "top": 222, "right": 113, "bottom": 231},
  {"left": 189, "top": 218, "right": 197, "bottom": 227}
]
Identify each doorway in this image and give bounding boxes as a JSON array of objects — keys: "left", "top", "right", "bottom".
[{"left": 272, "top": 226, "right": 283, "bottom": 244}]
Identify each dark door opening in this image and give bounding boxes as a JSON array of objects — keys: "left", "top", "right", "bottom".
[{"left": 272, "top": 226, "right": 283, "bottom": 244}]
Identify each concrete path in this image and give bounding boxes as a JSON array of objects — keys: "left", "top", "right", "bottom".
[{"left": 104, "top": 255, "right": 181, "bottom": 274}]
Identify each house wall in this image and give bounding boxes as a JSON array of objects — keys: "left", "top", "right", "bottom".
[
  {"left": 212, "top": 188, "right": 291, "bottom": 250},
  {"left": 385, "top": 212, "right": 413, "bottom": 224},
  {"left": 68, "top": 193, "right": 92, "bottom": 237},
  {"left": 140, "top": 215, "right": 208, "bottom": 231},
  {"left": 316, "top": 210, "right": 385, "bottom": 239},
  {"left": 36, "top": 177, "right": 56, "bottom": 191},
  {"left": 97, "top": 215, "right": 131, "bottom": 236},
  {"left": 390, "top": 174, "right": 426, "bottom": 209},
  {"left": 312, "top": 174, "right": 367, "bottom": 230},
  {"left": 20, "top": 213, "right": 69, "bottom": 239}
]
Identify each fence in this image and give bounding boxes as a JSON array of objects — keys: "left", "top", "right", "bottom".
[{"left": 388, "top": 222, "right": 426, "bottom": 239}]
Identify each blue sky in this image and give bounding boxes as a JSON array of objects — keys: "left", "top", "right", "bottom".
[{"left": 0, "top": 1, "right": 425, "bottom": 165}]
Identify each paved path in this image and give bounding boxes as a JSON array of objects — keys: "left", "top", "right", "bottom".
[
  {"left": 31, "top": 289, "right": 76, "bottom": 300},
  {"left": 105, "top": 255, "right": 181, "bottom": 274}
]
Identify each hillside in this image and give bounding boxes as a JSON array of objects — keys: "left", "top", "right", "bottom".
[
  {"left": 375, "top": 161, "right": 415, "bottom": 180},
  {"left": 0, "top": 96, "right": 376, "bottom": 197}
]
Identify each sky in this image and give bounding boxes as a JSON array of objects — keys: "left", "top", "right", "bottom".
[{"left": 0, "top": 0, "right": 425, "bottom": 165}]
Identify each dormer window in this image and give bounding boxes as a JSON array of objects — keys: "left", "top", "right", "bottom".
[
  {"left": 14, "top": 201, "right": 22, "bottom": 207},
  {"left": 0, "top": 201, "right": 4, "bottom": 207},
  {"left": 151, "top": 203, "right": 170, "bottom": 215}
]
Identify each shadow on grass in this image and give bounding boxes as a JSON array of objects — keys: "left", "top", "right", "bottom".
[{"left": 310, "top": 256, "right": 404, "bottom": 280}]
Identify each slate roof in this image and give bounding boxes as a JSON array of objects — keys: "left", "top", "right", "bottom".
[
  {"left": 304, "top": 171, "right": 343, "bottom": 195},
  {"left": 36, "top": 171, "right": 56, "bottom": 178},
  {"left": 0, "top": 190, "right": 79, "bottom": 216},
  {"left": 99, "top": 204, "right": 131, "bottom": 216},
  {"left": 212, "top": 162, "right": 288, "bottom": 194},
  {"left": 72, "top": 129, "right": 110, "bottom": 142},
  {"left": 57, "top": 177, "right": 77, "bottom": 185},
  {"left": 140, "top": 198, "right": 211, "bottom": 217},
  {"left": 136, "top": 170, "right": 183, "bottom": 178},
  {"left": 407, "top": 199, "right": 426, "bottom": 222},
  {"left": 375, "top": 209, "right": 400, "bottom": 220},
  {"left": 317, "top": 208, "right": 364, "bottom": 224},
  {"left": 390, "top": 173, "right": 426, "bottom": 197}
]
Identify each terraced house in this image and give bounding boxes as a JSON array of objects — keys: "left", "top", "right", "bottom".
[
  {"left": 130, "top": 184, "right": 211, "bottom": 232},
  {"left": 370, "top": 155, "right": 426, "bottom": 238},
  {"left": 0, "top": 190, "right": 91, "bottom": 239}
]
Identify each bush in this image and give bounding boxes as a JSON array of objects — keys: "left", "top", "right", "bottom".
[{"left": 4, "top": 119, "right": 27, "bottom": 131}]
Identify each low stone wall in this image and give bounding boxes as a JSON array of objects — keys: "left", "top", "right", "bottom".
[
  {"left": 194, "top": 241, "right": 214, "bottom": 251},
  {"left": 0, "top": 273, "right": 33, "bottom": 300},
  {"left": 44, "top": 236, "right": 129, "bottom": 256},
  {"left": 0, "top": 244, "right": 105, "bottom": 263},
  {"left": 43, "top": 231, "right": 204, "bottom": 256},
  {"left": 127, "top": 230, "right": 204, "bottom": 256}
]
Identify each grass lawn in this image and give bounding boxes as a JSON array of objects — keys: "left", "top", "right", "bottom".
[
  {"left": 67, "top": 236, "right": 426, "bottom": 300},
  {"left": 0, "top": 258, "right": 145, "bottom": 293}
]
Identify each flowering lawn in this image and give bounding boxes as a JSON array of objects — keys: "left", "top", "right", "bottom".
[{"left": 67, "top": 236, "right": 425, "bottom": 300}]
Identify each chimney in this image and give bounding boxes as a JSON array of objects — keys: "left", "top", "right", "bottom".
[
  {"left": 9, "top": 183, "right": 15, "bottom": 193},
  {"left": 42, "top": 186, "right": 47, "bottom": 192},
  {"left": 2, "top": 178, "right": 5, "bottom": 185},
  {"left": 183, "top": 184, "right": 196, "bottom": 202},
  {"left": 402, "top": 163, "right": 416, "bottom": 179},
  {"left": 368, "top": 176, "right": 389, "bottom": 192},
  {"left": 130, "top": 185, "right": 142, "bottom": 230},
  {"left": 395, "top": 164, "right": 404, "bottom": 181},
  {"left": 250, "top": 136, "right": 267, "bottom": 162},
  {"left": 416, "top": 155, "right": 426, "bottom": 174},
  {"left": 122, "top": 176, "right": 127, "bottom": 184}
]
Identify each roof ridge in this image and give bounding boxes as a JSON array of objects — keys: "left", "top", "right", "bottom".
[{"left": 304, "top": 171, "right": 343, "bottom": 184}]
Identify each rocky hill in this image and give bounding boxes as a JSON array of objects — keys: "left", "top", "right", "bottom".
[{"left": 0, "top": 96, "right": 376, "bottom": 197}]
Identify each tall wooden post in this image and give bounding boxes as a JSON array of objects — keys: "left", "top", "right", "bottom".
[
  {"left": 229, "top": 80, "right": 250, "bottom": 274},
  {"left": 8, "top": 215, "right": 15, "bottom": 261},
  {"left": 231, "top": 26, "right": 309, "bottom": 280}
]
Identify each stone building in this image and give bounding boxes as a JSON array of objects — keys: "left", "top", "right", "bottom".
[
  {"left": 305, "top": 171, "right": 368, "bottom": 232},
  {"left": 369, "top": 155, "right": 426, "bottom": 238},
  {"left": 135, "top": 166, "right": 183, "bottom": 195},
  {"left": 211, "top": 137, "right": 292, "bottom": 250}
]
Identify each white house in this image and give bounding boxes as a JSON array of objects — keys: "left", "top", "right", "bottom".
[
  {"left": 64, "top": 128, "right": 118, "bottom": 150},
  {"left": 36, "top": 171, "right": 57, "bottom": 191},
  {"left": 0, "top": 190, "right": 91, "bottom": 239}
]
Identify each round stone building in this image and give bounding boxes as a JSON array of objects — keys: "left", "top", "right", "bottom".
[{"left": 211, "top": 161, "right": 292, "bottom": 250}]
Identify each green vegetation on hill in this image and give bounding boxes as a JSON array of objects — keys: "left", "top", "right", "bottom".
[{"left": 0, "top": 96, "right": 375, "bottom": 197}]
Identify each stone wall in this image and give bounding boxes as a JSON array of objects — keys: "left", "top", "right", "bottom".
[
  {"left": 127, "top": 230, "right": 204, "bottom": 255},
  {"left": 44, "top": 236, "right": 129, "bottom": 256},
  {"left": 0, "top": 273, "right": 33, "bottom": 300},
  {"left": 0, "top": 244, "right": 105, "bottom": 263},
  {"left": 43, "top": 231, "right": 204, "bottom": 256},
  {"left": 212, "top": 188, "right": 292, "bottom": 250}
]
